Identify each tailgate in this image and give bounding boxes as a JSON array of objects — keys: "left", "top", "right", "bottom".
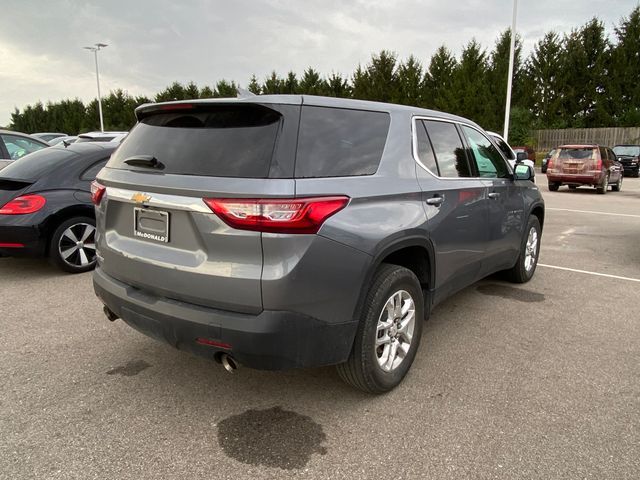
[{"left": 95, "top": 101, "right": 298, "bottom": 314}]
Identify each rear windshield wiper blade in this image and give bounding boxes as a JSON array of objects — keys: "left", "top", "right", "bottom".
[{"left": 123, "top": 155, "right": 164, "bottom": 169}]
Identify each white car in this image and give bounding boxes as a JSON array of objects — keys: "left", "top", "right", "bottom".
[
  {"left": 75, "top": 131, "right": 128, "bottom": 144},
  {"left": 487, "top": 131, "right": 536, "bottom": 173}
]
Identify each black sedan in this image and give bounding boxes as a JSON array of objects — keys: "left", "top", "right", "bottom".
[{"left": 0, "top": 143, "right": 115, "bottom": 272}]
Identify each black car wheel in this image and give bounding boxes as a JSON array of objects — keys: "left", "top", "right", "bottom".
[
  {"left": 337, "top": 264, "right": 424, "bottom": 393},
  {"left": 548, "top": 182, "right": 560, "bottom": 191},
  {"left": 49, "top": 216, "right": 97, "bottom": 273}
]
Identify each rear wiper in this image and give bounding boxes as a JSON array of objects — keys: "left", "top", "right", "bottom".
[{"left": 124, "top": 155, "right": 164, "bottom": 169}]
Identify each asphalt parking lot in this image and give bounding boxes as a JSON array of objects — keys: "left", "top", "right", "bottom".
[{"left": 1, "top": 175, "right": 639, "bottom": 480}]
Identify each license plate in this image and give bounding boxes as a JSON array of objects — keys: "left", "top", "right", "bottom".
[{"left": 134, "top": 207, "right": 170, "bottom": 243}]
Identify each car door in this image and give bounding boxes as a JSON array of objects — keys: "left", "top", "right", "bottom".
[
  {"left": 607, "top": 148, "right": 622, "bottom": 182},
  {"left": 459, "top": 125, "right": 525, "bottom": 275},
  {"left": 414, "top": 118, "right": 489, "bottom": 303}
]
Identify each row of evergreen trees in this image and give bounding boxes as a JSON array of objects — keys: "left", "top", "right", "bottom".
[{"left": 8, "top": 7, "right": 640, "bottom": 145}]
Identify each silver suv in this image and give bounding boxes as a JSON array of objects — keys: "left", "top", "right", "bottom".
[{"left": 92, "top": 95, "right": 544, "bottom": 393}]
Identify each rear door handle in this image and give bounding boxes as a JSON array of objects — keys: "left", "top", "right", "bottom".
[
  {"left": 426, "top": 195, "right": 444, "bottom": 206},
  {"left": 488, "top": 192, "right": 501, "bottom": 199}
]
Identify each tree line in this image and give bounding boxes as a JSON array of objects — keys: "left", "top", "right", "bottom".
[{"left": 8, "top": 6, "right": 639, "bottom": 146}]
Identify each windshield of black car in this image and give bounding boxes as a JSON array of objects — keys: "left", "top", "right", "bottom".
[{"left": 613, "top": 146, "right": 640, "bottom": 156}]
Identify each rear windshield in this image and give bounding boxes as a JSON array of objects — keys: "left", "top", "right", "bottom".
[
  {"left": 0, "top": 147, "right": 76, "bottom": 180},
  {"left": 108, "top": 104, "right": 281, "bottom": 177},
  {"left": 613, "top": 146, "right": 640, "bottom": 156},
  {"left": 557, "top": 148, "right": 596, "bottom": 160},
  {"left": 295, "top": 106, "right": 390, "bottom": 178}
]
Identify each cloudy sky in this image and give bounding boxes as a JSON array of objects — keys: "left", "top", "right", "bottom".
[{"left": 0, "top": 0, "right": 635, "bottom": 127}]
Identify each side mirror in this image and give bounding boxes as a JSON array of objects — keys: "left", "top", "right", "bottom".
[
  {"left": 514, "top": 164, "right": 534, "bottom": 181},
  {"left": 516, "top": 151, "right": 528, "bottom": 162}
]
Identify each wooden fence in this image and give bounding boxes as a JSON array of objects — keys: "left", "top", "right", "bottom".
[{"left": 533, "top": 127, "right": 640, "bottom": 151}]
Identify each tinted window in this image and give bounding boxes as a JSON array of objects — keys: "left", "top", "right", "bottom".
[
  {"left": 80, "top": 159, "right": 108, "bottom": 180},
  {"left": 108, "top": 104, "right": 281, "bottom": 177},
  {"left": 295, "top": 106, "right": 390, "bottom": 178},
  {"left": 0, "top": 147, "right": 76, "bottom": 180},
  {"left": 1, "top": 135, "right": 47, "bottom": 160},
  {"left": 491, "top": 135, "right": 515, "bottom": 160},
  {"left": 462, "top": 126, "right": 510, "bottom": 178},
  {"left": 415, "top": 120, "right": 438, "bottom": 174},
  {"left": 76, "top": 136, "right": 115, "bottom": 143},
  {"left": 558, "top": 148, "right": 596, "bottom": 160},
  {"left": 599, "top": 147, "right": 608, "bottom": 161},
  {"left": 423, "top": 120, "right": 471, "bottom": 178}
]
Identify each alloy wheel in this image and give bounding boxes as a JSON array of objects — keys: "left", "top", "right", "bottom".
[
  {"left": 58, "top": 223, "right": 97, "bottom": 268},
  {"left": 375, "top": 290, "right": 416, "bottom": 372},
  {"left": 524, "top": 227, "right": 538, "bottom": 272}
]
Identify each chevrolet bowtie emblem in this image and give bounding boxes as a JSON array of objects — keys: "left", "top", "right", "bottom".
[{"left": 131, "top": 192, "right": 151, "bottom": 204}]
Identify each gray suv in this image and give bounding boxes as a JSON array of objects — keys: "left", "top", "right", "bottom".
[{"left": 92, "top": 95, "right": 544, "bottom": 393}]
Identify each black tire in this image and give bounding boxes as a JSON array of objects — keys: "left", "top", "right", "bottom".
[
  {"left": 548, "top": 182, "right": 560, "bottom": 192},
  {"left": 635, "top": 171, "right": 639, "bottom": 178},
  {"left": 49, "top": 216, "right": 97, "bottom": 273},
  {"left": 568, "top": 185, "right": 577, "bottom": 190},
  {"left": 596, "top": 175, "right": 608, "bottom": 194},
  {"left": 505, "top": 215, "right": 541, "bottom": 284},
  {"left": 337, "top": 264, "right": 424, "bottom": 394},
  {"left": 611, "top": 175, "right": 622, "bottom": 192}
]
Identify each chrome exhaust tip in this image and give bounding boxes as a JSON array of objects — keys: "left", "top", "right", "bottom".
[{"left": 220, "top": 353, "right": 239, "bottom": 373}]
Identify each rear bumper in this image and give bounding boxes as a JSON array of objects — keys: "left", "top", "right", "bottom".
[
  {"left": 93, "top": 267, "right": 358, "bottom": 370},
  {"left": 0, "top": 222, "right": 46, "bottom": 257},
  {"left": 546, "top": 173, "right": 599, "bottom": 184}
]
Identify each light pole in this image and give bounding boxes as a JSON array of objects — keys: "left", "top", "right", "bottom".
[
  {"left": 83, "top": 43, "right": 108, "bottom": 132},
  {"left": 503, "top": 0, "right": 518, "bottom": 142}
]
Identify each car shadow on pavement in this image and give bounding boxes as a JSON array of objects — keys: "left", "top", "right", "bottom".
[{"left": 0, "top": 257, "right": 68, "bottom": 279}]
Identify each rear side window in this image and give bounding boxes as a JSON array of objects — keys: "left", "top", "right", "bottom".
[
  {"left": 423, "top": 120, "right": 471, "bottom": 178},
  {"left": 108, "top": 104, "right": 282, "bottom": 177},
  {"left": 295, "top": 106, "right": 390, "bottom": 178},
  {"left": 80, "top": 159, "right": 108, "bottom": 180},
  {"left": 415, "top": 120, "right": 439, "bottom": 174},
  {"left": 0, "top": 147, "right": 76, "bottom": 180}
]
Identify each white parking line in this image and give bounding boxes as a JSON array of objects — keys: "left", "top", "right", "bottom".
[
  {"left": 547, "top": 207, "right": 640, "bottom": 219},
  {"left": 538, "top": 263, "right": 640, "bottom": 283}
]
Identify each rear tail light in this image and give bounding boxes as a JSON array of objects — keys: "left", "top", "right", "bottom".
[
  {"left": 91, "top": 181, "right": 106, "bottom": 205},
  {"left": 0, "top": 194, "right": 46, "bottom": 215},
  {"left": 547, "top": 157, "right": 554, "bottom": 170},
  {"left": 595, "top": 156, "right": 603, "bottom": 170},
  {"left": 203, "top": 196, "right": 349, "bottom": 234}
]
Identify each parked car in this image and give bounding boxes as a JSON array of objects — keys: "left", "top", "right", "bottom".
[
  {"left": 612, "top": 145, "right": 640, "bottom": 177},
  {"left": 541, "top": 148, "right": 556, "bottom": 174},
  {"left": 76, "top": 131, "right": 128, "bottom": 144},
  {"left": 512, "top": 145, "right": 536, "bottom": 162},
  {"left": 0, "top": 142, "right": 115, "bottom": 272},
  {"left": 546, "top": 144, "right": 623, "bottom": 193},
  {"left": 0, "top": 130, "right": 49, "bottom": 171},
  {"left": 49, "top": 136, "right": 79, "bottom": 147},
  {"left": 32, "top": 132, "right": 68, "bottom": 144},
  {"left": 92, "top": 96, "right": 544, "bottom": 393},
  {"left": 487, "top": 131, "right": 536, "bottom": 172}
]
